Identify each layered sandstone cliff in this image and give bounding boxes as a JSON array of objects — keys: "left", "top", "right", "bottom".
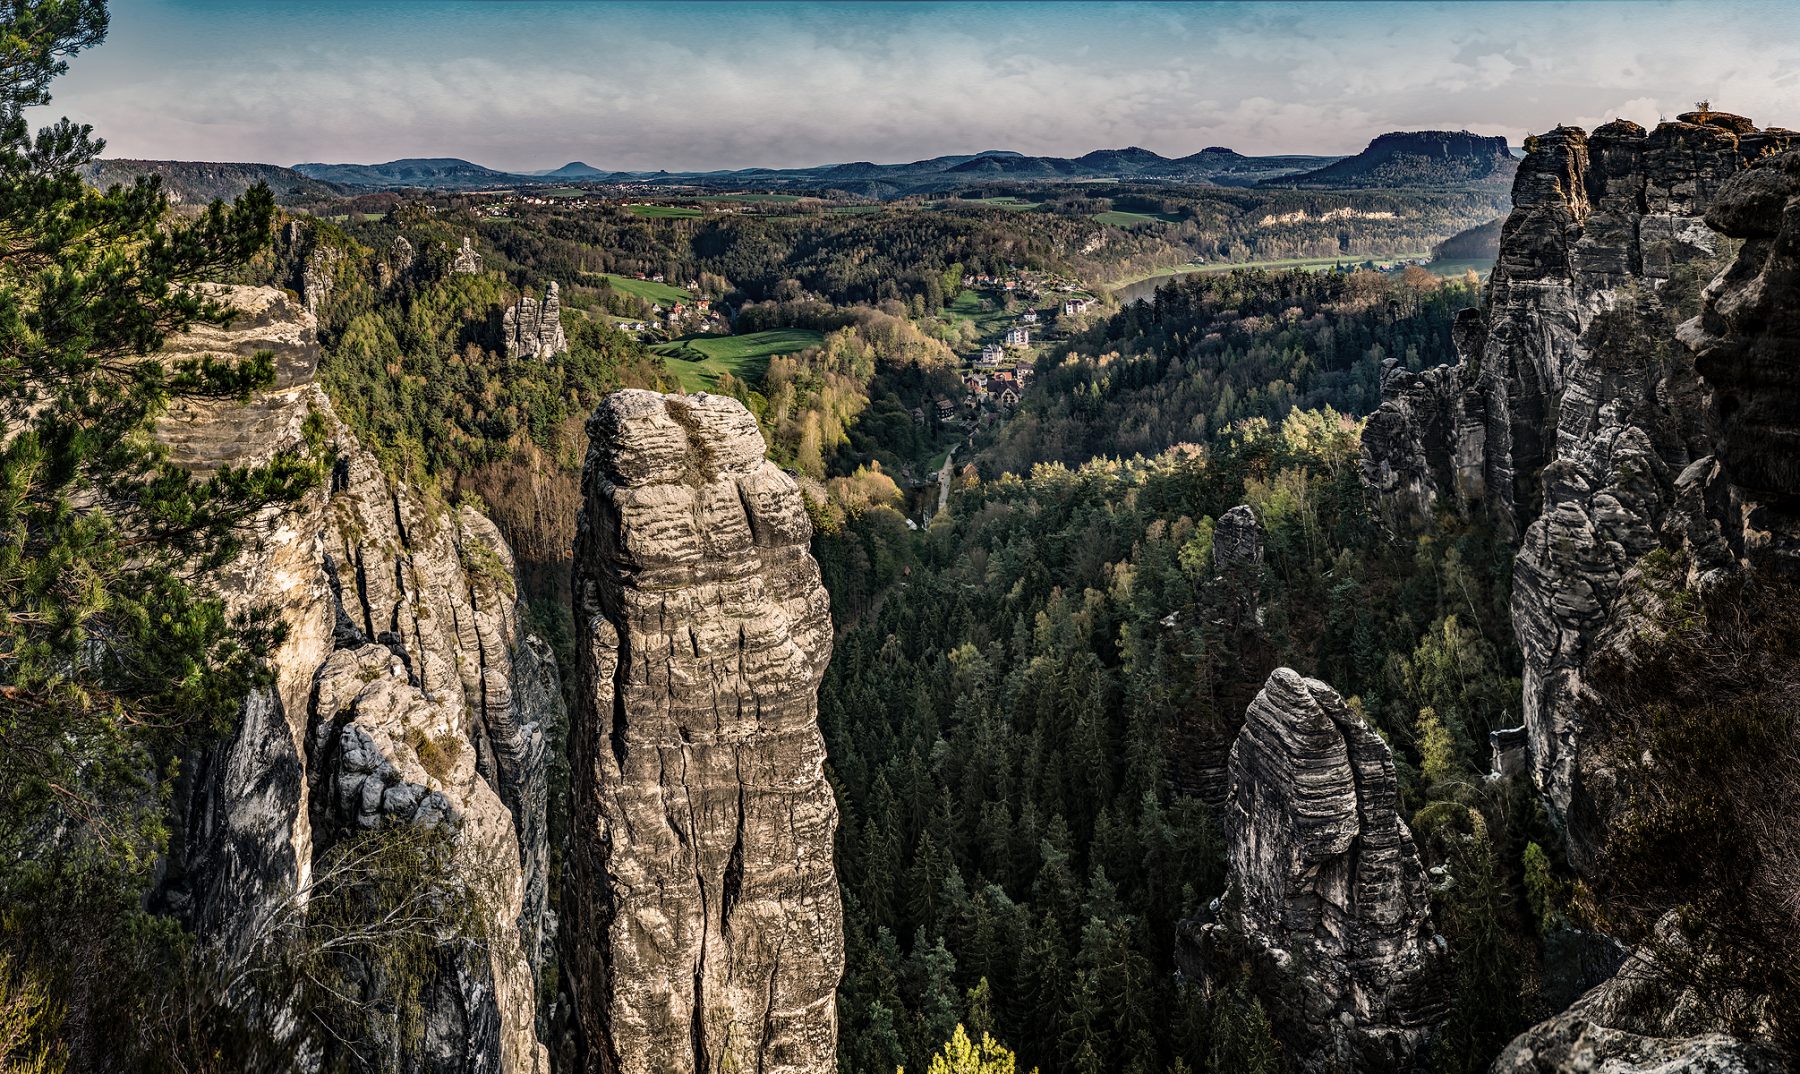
[
  {"left": 152, "top": 286, "right": 555, "bottom": 1072},
  {"left": 1361, "top": 112, "right": 1791, "bottom": 835},
  {"left": 1182, "top": 668, "right": 1446, "bottom": 1072},
  {"left": 565, "top": 390, "right": 842, "bottom": 1074},
  {"left": 1362, "top": 117, "right": 1800, "bottom": 1074}
]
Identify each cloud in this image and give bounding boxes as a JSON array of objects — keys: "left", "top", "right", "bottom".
[{"left": 34, "top": 0, "right": 1800, "bottom": 170}]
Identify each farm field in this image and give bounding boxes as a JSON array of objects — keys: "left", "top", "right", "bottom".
[
  {"left": 651, "top": 328, "right": 825, "bottom": 392},
  {"left": 592, "top": 272, "right": 694, "bottom": 303}
]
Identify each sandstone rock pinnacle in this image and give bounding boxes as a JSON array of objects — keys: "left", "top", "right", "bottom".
[
  {"left": 1183, "top": 668, "right": 1445, "bottom": 1073},
  {"left": 504, "top": 281, "right": 569, "bottom": 360},
  {"left": 565, "top": 390, "right": 842, "bottom": 1074}
]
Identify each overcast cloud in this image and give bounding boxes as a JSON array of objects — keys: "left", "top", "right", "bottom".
[{"left": 32, "top": 0, "right": 1800, "bottom": 171}]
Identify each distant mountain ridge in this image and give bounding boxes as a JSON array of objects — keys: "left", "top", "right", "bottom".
[
  {"left": 1267, "top": 130, "right": 1517, "bottom": 188},
  {"left": 288, "top": 145, "right": 1346, "bottom": 196},
  {"left": 277, "top": 133, "right": 1514, "bottom": 197},
  {"left": 289, "top": 157, "right": 523, "bottom": 188}
]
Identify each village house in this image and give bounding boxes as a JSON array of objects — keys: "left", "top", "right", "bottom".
[
  {"left": 935, "top": 396, "right": 956, "bottom": 421},
  {"left": 1004, "top": 325, "right": 1030, "bottom": 347},
  {"left": 1021, "top": 309, "right": 1039, "bottom": 324},
  {"left": 977, "top": 344, "right": 1005, "bottom": 368},
  {"left": 1063, "top": 297, "right": 1092, "bottom": 316}
]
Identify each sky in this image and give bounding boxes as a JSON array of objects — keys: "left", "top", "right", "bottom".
[{"left": 32, "top": 0, "right": 1800, "bottom": 172}]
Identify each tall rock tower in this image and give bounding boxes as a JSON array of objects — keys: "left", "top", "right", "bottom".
[
  {"left": 1182, "top": 668, "right": 1446, "bottom": 1073},
  {"left": 565, "top": 390, "right": 843, "bottom": 1074}
]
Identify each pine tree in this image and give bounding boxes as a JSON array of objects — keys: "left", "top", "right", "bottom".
[
  {"left": 0, "top": 0, "right": 313, "bottom": 1057},
  {"left": 1205, "top": 976, "right": 1281, "bottom": 1074}
]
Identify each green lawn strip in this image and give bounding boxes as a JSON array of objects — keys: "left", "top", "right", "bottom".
[
  {"left": 650, "top": 328, "right": 825, "bottom": 392},
  {"left": 591, "top": 272, "right": 694, "bottom": 303}
]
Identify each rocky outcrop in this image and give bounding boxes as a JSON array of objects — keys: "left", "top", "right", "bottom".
[
  {"left": 378, "top": 235, "right": 416, "bottom": 288},
  {"left": 1492, "top": 916, "right": 1785, "bottom": 1074},
  {"left": 565, "top": 390, "right": 842, "bottom": 1074},
  {"left": 1680, "top": 146, "right": 1800, "bottom": 577},
  {"left": 1275, "top": 130, "right": 1516, "bottom": 188},
  {"left": 151, "top": 286, "right": 556, "bottom": 1072},
  {"left": 1183, "top": 668, "right": 1446, "bottom": 1072},
  {"left": 1361, "top": 120, "right": 1800, "bottom": 1074},
  {"left": 1361, "top": 113, "right": 1794, "bottom": 834},
  {"left": 504, "top": 282, "right": 568, "bottom": 361},
  {"left": 453, "top": 236, "right": 483, "bottom": 275}
]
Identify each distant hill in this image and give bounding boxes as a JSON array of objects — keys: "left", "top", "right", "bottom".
[
  {"left": 1432, "top": 216, "right": 1504, "bottom": 261},
  {"left": 1267, "top": 131, "right": 1517, "bottom": 189},
  {"left": 544, "top": 161, "right": 610, "bottom": 179},
  {"left": 291, "top": 157, "right": 528, "bottom": 188},
  {"left": 86, "top": 159, "right": 347, "bottom": 205}
]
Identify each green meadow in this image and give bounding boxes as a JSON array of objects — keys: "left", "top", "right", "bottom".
[
  {"left": 593, "top": 273, "right": 694, "bottom": 303},
  {"left": 651, "top": 328, "right": 825, "bottom": 392}
]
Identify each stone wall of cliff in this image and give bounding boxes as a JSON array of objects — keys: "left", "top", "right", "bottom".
[
  {"left": 1361, "top": 111, "right": 1792, "bottom": 837},
  {"left": 150, "top": 286, "right": 557, "bottom": 1072},
  {"left": 1362, "top": 115, "right": 1800, "bottom": 1072},
  {"left": 564, "top": 390, "right": 843, "bottom": 1074}
]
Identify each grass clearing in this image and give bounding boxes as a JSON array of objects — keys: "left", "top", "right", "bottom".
[
  {"left": 592, "top": 273, "right": 694, "bottom": 303},
  {"left": 651, "top": 328, "right": 825, "bottom": 392},
  {"left": 942, "top": 289, "right": 1018, "bottom": 340},
  {"left": 626, "top": 203, "right": 704, "bottom": 219}
]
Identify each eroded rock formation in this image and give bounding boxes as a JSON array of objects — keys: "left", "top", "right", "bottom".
[
  {"left": 1183, "top": 668, "right": 1446, "bottom": 1072},
  {"left": 453, "top": 235, "right": 483, "bottom": 274},
  {"left": 1361, "top": 117, "right": 1800, "bottom": 1074},
  {"left": 1493, "top": 916, "right": 1786, "bottom": 1074},
  {"left": 504, "top": 282, "right": 568, "bottom": 361},
  {"left": 565, "top": 390, "right": 842, "bottom": 1074},
  {"left": 1681, "top": 146, "right": 1800, "bottom": 576},
  {"left": 152, "top": 286, "right": 556, "bottom": 1073},
  {"left": 1361, "top": 112, "right": 1793, "bottom": 833}
]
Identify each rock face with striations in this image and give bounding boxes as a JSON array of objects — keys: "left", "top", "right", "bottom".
[
  {"left": 150, "top": 286, "right": 556, "bottom": 1073},
  {"left": 1680, "top": 146, "right": 1800, "bottom": 576},
  {"left": 564, "top": 390, "right": 842, "bottom": 1074},
  {"left": 1182, "top": 668, "right": 1446, "bottom": 1072},
  {"left": 1361, "top": 117, "right": 1800, "bottom": 1074},
  {"left": 1361, "top": 113, "right": 1793, "bottom": 837},
  {"left": 504, "top": 282, "right": 568, "bottom": 361}
]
